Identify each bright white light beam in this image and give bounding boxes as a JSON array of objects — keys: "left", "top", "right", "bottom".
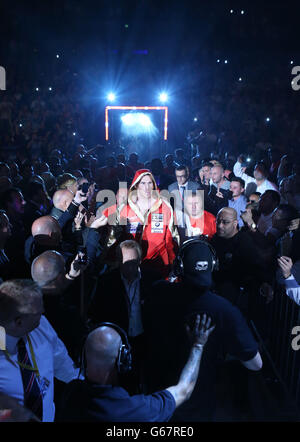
[
  {"left": 159, "top": 92, "right": 168, "bottom": 103},
  {"left": 107, "top": 92, "right": 116, "bottom": 102}
]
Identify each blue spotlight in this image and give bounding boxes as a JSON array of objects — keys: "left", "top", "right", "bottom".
[
  {"left": 159, "top": 92, "right": 168, "bottom": 103},
  {"left": 107, "top": 92, "right": 116, "bottom": 102}
]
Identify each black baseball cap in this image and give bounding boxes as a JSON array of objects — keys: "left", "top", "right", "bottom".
[{"left": 181, "top": 240, "right": 215, "bottom": 288}]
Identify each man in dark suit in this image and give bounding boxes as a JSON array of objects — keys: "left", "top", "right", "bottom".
[
  {"left": 168, "top": 165, "right": 200, "bottom": 233},
  {"left": 87, "top": 240, "right": 160, "bottom": 393}
]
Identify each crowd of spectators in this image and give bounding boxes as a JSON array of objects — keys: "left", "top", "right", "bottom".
[
  {"left": 0, "top": 122, "right": 299, "bottom": 421},
  {"left": 1, "top": 1, "right": 300, "bottom": 422}
]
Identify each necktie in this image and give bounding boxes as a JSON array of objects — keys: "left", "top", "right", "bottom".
[
  {"left": 17, "top": 338, "right": 43, "bottom": 421},
  {"left": 180, "top": 186, "right": 186, "bottom": 227}
]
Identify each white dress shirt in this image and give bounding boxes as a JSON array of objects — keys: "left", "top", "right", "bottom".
[
  {"left": 0, "top": 315, "right": 80, "bottom": 422},
  {"left": 281, "top": 275, "right": 300, "bottom": 306},
  {"left": 173, "top": 182, "right": 188, "bottom": 228},
  {"left": 233, "top": 161, "right": 278, "bottom": 195}
]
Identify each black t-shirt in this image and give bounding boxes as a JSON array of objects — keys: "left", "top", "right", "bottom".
[
  {"left": 143, "top": 281, "right": 258, "bottom": 420},
  {"left": 210, "top": 230, "right": 275, "bottom": 287},
  {"left": 58, "top": 381, "right": 176, "bottom": 422}
]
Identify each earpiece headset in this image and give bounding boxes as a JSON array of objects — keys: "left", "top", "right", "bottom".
[
  {"left": 100, "top": 322, "right": 132, "bottom": 374},
  {"left": 79, "top": 321, "right": 132, "bottom": 378},
  {"left": 172, "top": 237, "right": 219, "bottom": 277}
]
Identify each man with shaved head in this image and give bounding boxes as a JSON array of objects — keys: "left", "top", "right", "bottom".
[
  {"left": 51, "top": 189, "right": 74, "bottom": 220},
  {"left": 59, "top": 316, "right": 214, "bottom": 422},
  {"left": 31, "top": 250, "right": 66, "bottom": 293},
  {"left": 31, "top": 250, "right": 88, "bottom": 361},
  {"left": 31, "top": 216, "right": 62, "bottom": 245},
  {"left": 25, "top": 216, "right": 64, "bottom": 265},
  {"left": 49, "top": 187, "right": 88, "bottom": 254},
  {"left": 84, "top": 326, "right": 122, "bottom": 386},
  {"left": 211, "top": 207, "right": 274, "bottom": 305},
  {"left": 215, "top": 207, "right": 239, "bottom": 239},
  {"left": 207, "top": 164, "right": 232, "bottom": 216},
  {"left": 31, "top": 250, "right": 87, "bottom": 294}
]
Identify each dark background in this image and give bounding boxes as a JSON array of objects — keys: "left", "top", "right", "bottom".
[{"left": 0, "top": 0, "right": 299, "bottom": 156}]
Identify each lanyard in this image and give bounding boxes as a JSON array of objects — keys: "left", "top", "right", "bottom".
[{"left": 2, "top": 335, "right": 40, "bottom": 377}]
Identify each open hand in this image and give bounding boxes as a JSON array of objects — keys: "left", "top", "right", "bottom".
[{"left": 186, "top": 313, "right": 215, "bottom": 347}]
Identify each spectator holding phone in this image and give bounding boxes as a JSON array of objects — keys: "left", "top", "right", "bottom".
[{"left": 277, "top": 256, "right": 300, "bottom": 306}]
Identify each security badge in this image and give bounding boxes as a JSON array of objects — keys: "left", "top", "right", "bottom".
[{"left": 151, "top": 213, "right": 164, "bottom": 233}]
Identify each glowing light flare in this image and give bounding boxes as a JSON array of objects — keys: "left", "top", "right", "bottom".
[
  {"left": 121, "top": 113, "right": 152, "bottom": 128},
  {"left": 105, "top": 106, "right": 168, "bottom": 141},
  {"left": 159, "top": 92, "right": 168, "bottom": 103},
  {"left": 107, "top": 92, "right": 116, "bottom": 102}
]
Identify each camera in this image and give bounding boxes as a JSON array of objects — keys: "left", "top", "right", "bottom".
[
  {"left": 77, "top": 246, "right": 87, "bottom": 265},
  {"left": 78, "top": 182, "right": 89, "bottom": 195}
]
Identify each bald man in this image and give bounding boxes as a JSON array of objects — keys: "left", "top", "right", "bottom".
[
  {"left": 59, "top": 317, "right": 214, "bottom": 422},
  {"left": 215, "top": 207, "right": 239, "bottom": 239},
  {"left": 31, "top": 250, "right": 86, "bottom": 294},
  {"left": 51, "top": 189, "right": 74, "bottom": 220},
  {"left": 211, "top": 206, "right": 274, "bottom": 305},
  {"left": 50, "top": 188, "right": 88, "bottom": 246},
  {"left": 31, "top": 250, "right": 88, "bottom": 361},
  {"left": 85, "top": 327, "right": 122, "bottom": 386},
  {"left": 25, "top": 216, "right": 64, "bottom": 265},
  {"left": 31, "top": 216, "right": 62, "bottom": 245},
  {"left": 31, "top": 250, "right": 67, "bottom": 293}
]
